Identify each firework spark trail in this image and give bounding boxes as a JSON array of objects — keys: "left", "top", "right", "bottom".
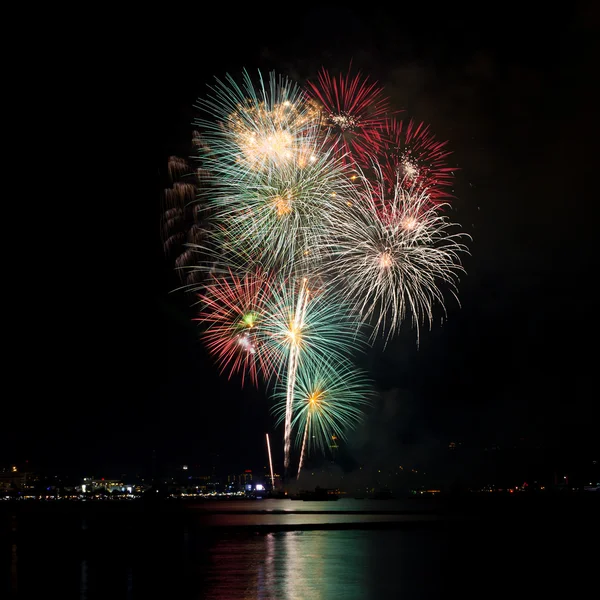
[
  {"left": 173, "top": 233, "right": 270, "bottom": 296},
  {"left": 266, "top": 433, "right": 275, "bottom": 488},
  {"left": 297, "top": 414, "right": 310, "bottom": 479},
  {"left": 160, "top": 154, "right": 211, "bottom": 289},
  {"left": 283, "top": 277, "right": 310, "bottom": 470}
]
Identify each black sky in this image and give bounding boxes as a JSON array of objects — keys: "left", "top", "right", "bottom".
[{"left": 5, "top": 4, "right": 598, "bottom": 479}]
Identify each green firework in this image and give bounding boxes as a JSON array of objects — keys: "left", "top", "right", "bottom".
[{"left": 272, "top": 357, "right": 373, "bottom": 457}]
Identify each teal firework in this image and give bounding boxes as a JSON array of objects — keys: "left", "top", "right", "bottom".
[
  {"left": 259, "top": 276, "right": 365, "bottom": 375},
  {"left": 272, "top": 357, "right": 373, "bottom": 458},
  {"left": 210, "top": 137, "right": 357, "bottom": 275},
  {"left": 194, "top": 69, "right": 358, "bottom": 276},
  {"left": 259, "top": 275, "right": 366, "bottom": 468},
  {"left": 194, "top": 69, "right": 320, "bottom": 179}
]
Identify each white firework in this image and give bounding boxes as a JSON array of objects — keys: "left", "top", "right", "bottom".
[{"left": 318, "top": 163, "right": 470, "bottom": 343}]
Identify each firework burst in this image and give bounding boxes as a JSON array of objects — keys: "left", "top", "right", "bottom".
[
  {"left": 207, "top": 134, "right": 358, "bottom": 275},
  {"left": 193, "top": 70, "right": 357, "bottom": 275},
  {"left": 195, "top": 268, "right": 276, "bottom": 387},
  {"left": 272, "top": 358, "right": 373, "bottom": 477},
  {"left": 260, "top": 276, "right": 365, "bottom": 469},
  {"left": 318, "top": 163, "right": 469, "bottom": 343},
  {"left": 260, "top": 277, "right": 365, "bottom": 380},
  {"left": 306, "top": 67, "right": 394, "bottom": 166},
  {"left": 195, "top": 70, "right": 320, "bottom": 179},
  {"left": 379, "top": 119, "right": 455, "bottom": 204}
]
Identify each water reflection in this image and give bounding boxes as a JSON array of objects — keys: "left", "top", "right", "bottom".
[
  {"left": 10, "top": 544, "right": 17, "bottom": 595},
  {"left": 2, "top": 499, "right": 595, "bottom": 598},
  {"left": 203, "top": 530, "right": 378, "bottom": 599},
  {"left": 79, "top": 559, "right": 88, "bottom": 600},
  {"left": 284, "top": 531, "right": 332, "bottom": 600}
]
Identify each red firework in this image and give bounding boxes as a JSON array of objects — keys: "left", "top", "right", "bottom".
[
  {"left": 379, "top": 119, "right": 455, "bottom": 204},
  {"left": 195, "top": 269, "right": 276, "bottom": 387},
  {"left": 306, "top": 67, "right": 394, "bottom": 167}
]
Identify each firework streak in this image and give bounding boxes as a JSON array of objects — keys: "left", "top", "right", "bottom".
[{"left": 306, "top": 67, "right": 394, "bottom": 166}]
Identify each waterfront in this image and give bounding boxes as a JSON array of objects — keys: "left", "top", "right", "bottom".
[{"left": 1, "top": 496, "right": 597, "bottom": 598}]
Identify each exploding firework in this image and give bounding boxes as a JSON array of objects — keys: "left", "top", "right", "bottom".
[
  {"left": 306, "top": 67, "right": 393, "bottom": 166},
  {"left": 168, "top": 65, "right": 471, "bottom": 473},
  {"left": 195, "top": 69, "right": 320, "bottom": 179},
  {"left": 207, "top": 133, "right": 358, "bottom": 275},
  {"left": 193, "top": 70, "right": 356, "bottom": 275},
  {"left": 260, "top": 277, "right": 365, "bottom": 469},
  {"left": 272, "top": 358, "right": 373, "bottom": 477},
  {"left": 195, "top": 268, "right": 276, "bottom": 387},
  {"left": 317, "top": 163, "right": 469, "bottom": 343},
  {"left": 379, "top": 119, "right": 455, "bottom": 204}
]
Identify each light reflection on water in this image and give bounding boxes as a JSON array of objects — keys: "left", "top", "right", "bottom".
[
  {"left": 2, "top": 499, "right": 596, "bottom": 599},
  {"left": 2, "top": 510, "right": 445, "bottom": 599},
  {"left": 191, "top": 498, "right": 438, "bottom": 512},
  {"left": 200, "top": 512, "right": 441, "bottom": 526},
  {"left": 203, "top": 530, "right": 405, "bottom": 600},
  {"left": 193, "top": 498, "right": 445, "bottom": 528}
]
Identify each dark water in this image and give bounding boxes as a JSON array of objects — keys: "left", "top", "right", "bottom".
[{"left": 1, "top": 497, "right": 597, "bottom": 598}]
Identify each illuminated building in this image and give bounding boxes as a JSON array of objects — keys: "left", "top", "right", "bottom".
[
  {"left": 0, "top": 466, "right": 31, "bottom": 492},
  {"left": 241, "top": 470, "right": 253, "bottom": 485},
  {"left": 79, "top": 478, "right": 133, "bottom": 494}
]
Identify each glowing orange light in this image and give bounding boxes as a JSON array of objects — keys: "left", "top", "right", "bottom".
[
  {"left": 402, "top": 217, "right": 418, "bottom": 231},
  {"left": 308, "top": 390, "right": 324, "bottom": 407},
  {"left": 287, "top": 324, "right": 301, "bottom": 344},
  {"left": 274, "top": 194, "right": 292, "bottom": 216},
  {"left": 379, "top": 251, "right": 393, "bottom": 268},
  {"left": 296, "top": 149, "right": 318, "bottom": 169}
]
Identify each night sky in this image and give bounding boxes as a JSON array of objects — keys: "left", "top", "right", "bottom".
[{"left": 5, "top": 5, "right": 598, "bottom": 482}]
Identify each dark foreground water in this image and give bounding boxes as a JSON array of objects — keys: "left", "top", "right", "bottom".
[{"left": 1, "top": 496, "right": 597, "bottom": 598}]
